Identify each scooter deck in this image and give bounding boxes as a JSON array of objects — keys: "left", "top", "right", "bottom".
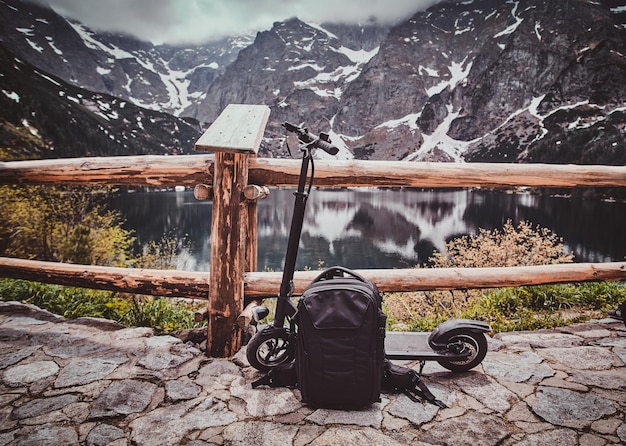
[{"left": 385, "top": 331, "right": 443, "bottom": 360}]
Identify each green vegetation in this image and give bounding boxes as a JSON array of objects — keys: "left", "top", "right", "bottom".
[
  {"left": 0, "top": 184, "right": 204, "bottom": 334},
  {"left": 0, "top": 279, "right": 205, "bottom": 334},
  {"left": 0, "top": 185, "right": 134, "bottom": 265},
  {"left": 384, "top": 220, "right": 625, "bottom": 333},
  {"left": 0, "top": 185, "right": 622, "bottom": 335}
]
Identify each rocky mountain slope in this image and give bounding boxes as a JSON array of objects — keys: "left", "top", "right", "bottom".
[
  {"left": 0, "top": 42, "right": 200, "bottom": 159},
  {"left": 207, "top": 0, "right": 626, "bottom": 163},
  {"left": 0, "top": 0, "right": 251, "bottom": 118},
  {"left": 1, "top": 0, "right": 625, "bottom": 164}
]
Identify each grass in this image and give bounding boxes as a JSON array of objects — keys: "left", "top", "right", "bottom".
[
  {"left": 1, "top": 278, "right": 624, "bottom": 335},
  {"left": 0, "top": 279, "right": 206, "bottom": 334},
  {"left": 383, "top": 281, "right": 626, "bottom": 333}
]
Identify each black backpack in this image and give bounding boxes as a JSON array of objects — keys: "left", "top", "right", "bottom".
[
  {"left": 294, "top": 266, "right": 386, "bottom": 409},
  {"left": 252, "top": 266, "right": 445, "bottom": 409}
]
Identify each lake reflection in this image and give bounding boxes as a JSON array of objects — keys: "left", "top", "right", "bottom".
[{"left": 109, "top": 189, "right": 626, "bottom": 272}]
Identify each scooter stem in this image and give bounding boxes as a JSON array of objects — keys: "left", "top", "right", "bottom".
[{"left": 274, "top": 149, "right": 313, "bottom": 325}]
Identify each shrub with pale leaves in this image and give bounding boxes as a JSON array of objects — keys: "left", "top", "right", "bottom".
[{"left": 429, "top": 220, "right": 573, "bottom": 268}]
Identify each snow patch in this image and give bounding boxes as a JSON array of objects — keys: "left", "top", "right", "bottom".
[
  {"left": 377, "top": 113, "right": 421, "bottom": 131},
  {"left": 494, "top": 0, "right": 524, "bottom": 38},
  {"left": 335, "top": 46, "right": 378, "bottom": 64},
  {"left": 2, "top": 90, "right": 20, "bottom": 103},
  {"left": 404, "top": 105, "right": 469, "bottom": 162},
  {"left": 26, "top": 38, "right": 44, "bottom": 53},
  {"left": 17, "top": 27, "right": 35, "bottom": 36},
  {"left": 425, "top": 57, "right": 472, "bottom": 96},
  {"left": 21, "top": 119, "right": 41, "bottom": 138},
  {"left": 534, "top": 21, "right": 542, "bottom": 40},
  {"left": 419, "top": 65, "right": 439, "bottom": 77},
  {"left": 45, "top": 36, "right": 64, "bottom": 56}
]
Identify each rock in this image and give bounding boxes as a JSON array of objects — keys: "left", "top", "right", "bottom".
[
  {"left": 309, "top": 426, "right": 405, "bottom": 446},
  {"left": 66, "top": 317, "right": 126, "bottom": 331},
  {"left": 34, "top": 330, "right": 112, "bottom": 359},
  {"left": 12, "top": 394, "right": 78, "bottom": 420},
  {"left": 306, "top": 401, "right": 385, "bottom": 429},
  {"left": 13, "top": 423, "right": 79, "bottom": 445},
  {"left": 514, "top": 428, "right": 578, "bottom": 446},
  {"left": 171, "top": 328, "right": 207, "bottom": 345},
  {"left": 386, "top": 382, "right": 453, "bottom": 426},
  {"left": 3, "top": 360, "right": 59, "bottom": 387},
  {"left": 559, "top": 324, "right": 612, "bottom": 339},
  {"left": 417, "top": 411, "right": 512, "bottom": 446},
  {"left": 165, "top": 379, "right": 201, "bottom": 401},
  {"left": 0, "top": 301, "right": 63, "bottom": 323},
  {"left": 129, "top": 398, "right": 237, "bottom": 446},
  {"left": 453, "top": 372, "right": 518, "bottom": 413},
  {"left": 535, "top": 346, "right": 622, "bottom": 370},
  {"left": 55, "top": 354, "right": 128, "bottom": 388},
  {"left": 221, "top": 421, "right": 299, "bottom": 446},
  {"left": 89, "top": 380, "right": 157, "bottom": 418},
  {"left": 85, "top": 424, "right": 125, "bottom": 446},
  {"left": 568, "top": 369, "right": 626, "bottom": 390},
  {"left": 137, "top": 342, "right": 199, "bottom": 371},
  {"left": 496, "top": 332, "right": 584, "bottom": 349},
  {"left": 231, "top": 380, "right": 302, "bottom": 417},
  {"left": 0, "top": 345, "right": 42, "bottom": 370},
  {"left": 530, "top": 386, "right": 616, "bottom": 428},
  {"left": 617, "top": 423, "right": 626, "bottom": 443},
  {"left": 386, "top": 393, "right": 440, "bottom": 426},
  {"left": 482, "top": 351, "right": 555, "bottom": 383}
]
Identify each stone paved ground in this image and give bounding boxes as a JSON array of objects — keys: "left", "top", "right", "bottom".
[{"left": 1, "top": 300, "right": 625, "bottom": 446}]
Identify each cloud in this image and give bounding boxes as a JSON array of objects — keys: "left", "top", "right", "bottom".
[{"left": 32, "top": 0, "right": 441, "bottom": 44}]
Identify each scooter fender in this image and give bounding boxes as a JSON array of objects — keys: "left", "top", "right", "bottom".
[{"left": 428, "top": 319, "right": 491, "bottom": 350}]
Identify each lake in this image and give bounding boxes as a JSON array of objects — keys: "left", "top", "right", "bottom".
[{"left": 109, "top": 188, "right": 626, "bottom": 272}]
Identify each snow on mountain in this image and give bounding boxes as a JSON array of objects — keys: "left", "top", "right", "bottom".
[
  {"left": 0, "top": 0, "right": 252, "bottom": 120},
  {"left": 0, "top": 42, "right": 200, "bottom": 159},
  {"left": 1, "top": 0, "right": 624, "bottom": 164},
  {"left": 330, "top": 0, "right": 626, "bottom": 163}
]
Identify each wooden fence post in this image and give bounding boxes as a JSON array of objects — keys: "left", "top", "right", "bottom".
[{"left": 195, "top": 104, "right": 270, "bottom": 357}]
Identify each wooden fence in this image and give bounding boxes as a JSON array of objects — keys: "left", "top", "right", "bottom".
[{"left": 1, "top": 104, "right": 626, "bottom": 357}]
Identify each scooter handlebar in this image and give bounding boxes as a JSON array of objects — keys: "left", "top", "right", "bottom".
[{"left": 283, "top": 122, "right": 339, "bottom": 155}]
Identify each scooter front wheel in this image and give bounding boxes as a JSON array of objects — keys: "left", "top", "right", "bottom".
[
  {"left": 437, "top": 332, "right": 488, "bottom": 372},
  {"left": 246, "top": 328, "right": 295, "bottom": 372}
]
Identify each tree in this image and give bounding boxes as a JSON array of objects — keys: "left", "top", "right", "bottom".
[{"left": 0, "top": 185, "right": 134, "bottom": 266}]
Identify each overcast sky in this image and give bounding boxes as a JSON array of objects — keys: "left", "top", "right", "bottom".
[{"left": 33, "top": 0, "right": 441, "bottom": 44}]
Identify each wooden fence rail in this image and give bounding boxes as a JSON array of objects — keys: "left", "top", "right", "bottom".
[
  {"left": 2, "top": 155, "right": 626, "bottom": 188},
  {"left": 2, "top": 257, "right": 625, "bottom": 298},
  {"left": 1, "top": 103, "right": 626, "bottom": 358}
]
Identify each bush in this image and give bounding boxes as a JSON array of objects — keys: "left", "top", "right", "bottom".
[
  {"left": 0, "top": 185, "right": 134, "bottom": 266},
  {"left": 429, "top": 219, "right": 573, "bottom": 268},
  {"left": 384, "top": 220, "right": 623, "bottom": 333}
]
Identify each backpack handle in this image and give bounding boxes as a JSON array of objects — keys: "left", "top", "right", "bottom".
[{"left": 311, "top": 266, "right": 368, "bottom": 284}]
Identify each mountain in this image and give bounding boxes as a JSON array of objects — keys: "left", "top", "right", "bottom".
[
  {"left": 1, "top": 0, "right": 625, "bottom": 164},
  {"left": 0, "top": 0, "right": 252, "bottom": 119},
  {"left": 204, "top": 0, "right": 626, "bottom": 164},
  {"left": 0, "top": 42, "right": 200, "bottom": 159},
  {"left": 192, "top": 18, "right": 389, "bottom": 157}
]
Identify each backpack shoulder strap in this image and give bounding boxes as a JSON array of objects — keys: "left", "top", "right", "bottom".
[{"left": 382, "top": 359, "right": 447, "bottom": 408}]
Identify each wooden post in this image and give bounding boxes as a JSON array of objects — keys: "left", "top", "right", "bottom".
[{"left": 194, "top": 104, "right": 270, "bottom": 358}]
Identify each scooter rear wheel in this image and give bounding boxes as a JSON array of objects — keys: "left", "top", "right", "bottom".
[
  {"left": 437, "top": 332, "right": 488, "bottom": 372},
  {"left": 246, "top": 329, "right": 295, "bottom": 372}
]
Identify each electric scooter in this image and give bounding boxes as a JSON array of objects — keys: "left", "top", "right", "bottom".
[{"left": 246, "top": 122, "right": 491, "bottom": 374}]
